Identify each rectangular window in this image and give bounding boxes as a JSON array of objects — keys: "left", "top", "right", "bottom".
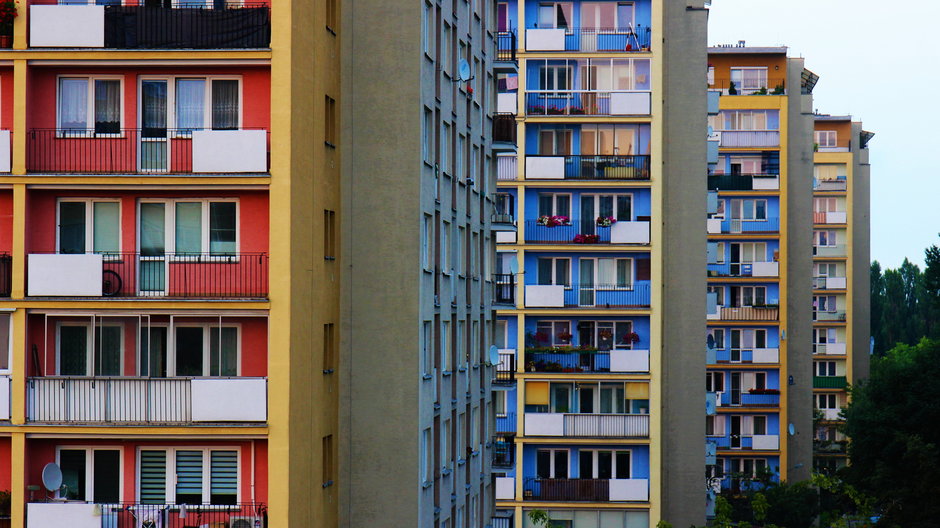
[
  {"left": 323, "top": 323, "right": 335, "bottom": 374},
  {"left": 58, "top": 448, "right": 121, "bottom": 503},
  {"left": 536, "top": 320, "right": 571, "bottom": 346},
  {"left": 324, "top": 210, "right": 337, "bottom": 260},
  {"left": 537, "top": 193, "right": 572, "bottom": 218},
  {"left": 139, "top": 199, "right": 238, "bottom": 257},
  {"left": 422, "top": 321, "right": 433, "bottom": 375},
  {"left": 165, "top": 78, "right": 240, "bottom": 132},
  {"left": 173, "top": 325, "right": 238, "bottom": 377},
  {"left": 730, "top": 67, "right": 769, "bottom": 93},
  {"left": 423, "top": 215, "right": 433, "bottom": 269},
  {"left": 815, "top": 360, "right": 837, "bottom": 376},
  {"left": 325, "top": 0, "right": 337, "bottom": 32},
  {"left": 58, "top": 77, "right": 121, "bottom": 134},
  {"left": 442, "top": 222, "right": 451, "bottom": 272},
  {"left": 536, "top": 257, "right": 570, "bottom": 286},
  {"left": 441, "top": 123, "right": 451, "bottom": 172},
  {"left": 322, "top": 435, "right": 334, "bottom": 486},
  {"left": 139, "top": 448, "right": 238, "bottom": 505},
  {"left": 423, "top": 2, "right": 434, "bottom": 56},
  {"left": 423, "top": 108, "right": 433, "bottom": 162},
  {"left": 325, "top": 96, "right": 336, "bottom": 146},
  {"left": 422, "top": 427, "right": 432, "bottom": 483},
  {"left": 815, "top": 130, "right": 837, "bottom": 148},
  {"left": 442, "top": 320, "right": 452, "bottom": 371},
  {"left": 58, "top": 200, "right": 121, "bottom": 254},
  {"left": 58, "top": 324, "right": 122, "bottom": 376},
  {"left": 597, "top": 258, "right": 633, "bottom": 289}
]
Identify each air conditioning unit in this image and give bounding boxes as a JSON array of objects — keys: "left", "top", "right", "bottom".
[{"left": 230, "top": 517, "right": 264, "bottom": 528}]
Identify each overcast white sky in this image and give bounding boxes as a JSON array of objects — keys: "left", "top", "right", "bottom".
[{"left": 708, "top": 0, "right": 939, "bottom": 268}]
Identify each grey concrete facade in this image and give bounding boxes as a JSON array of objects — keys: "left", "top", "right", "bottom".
[
  {"left": 851, "top": 122, "right": 872, "bottom": 384},
  {"left": 784, "top": 57, "right": 815, "bottom": 484},
  {"left": 340, "top": 0, "right": 495, "bottom": 526},
  {"left": 661, "top": 1, "right": 708, "bottom": 525}
]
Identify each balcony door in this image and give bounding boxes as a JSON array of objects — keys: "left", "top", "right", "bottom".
[
  {"left": 730, "top": 372, "right": 741, "bottom": 405},
  {"left": 140, "top": 80, "right": 170, "bottom": 172},
  {"left": 578, "top": 258, "right": 595, "bottom": 307},
  {"left": 730, "top": 415, "right": 742, "bottom": 448}
]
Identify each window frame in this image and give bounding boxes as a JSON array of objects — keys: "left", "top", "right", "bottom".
[
  {"left": 578, "top": 448, "right": 632, "bottom": 479},
  {"left": 56, "top": 445, "right": 124, "bottom": 503},
  {"left": 137, "top": 198, "right": 240, "bottom": 259},
  {"left": 536, "top": 192, "right": 572, "bottom": 218},
  {"left": 536, "top": 320, "right": 571, "bottom": 346},
  {"left": 138, "top": 75, "right": 243, "bottom": 135},
  {"left": 135, "top": 446, "right": 242, "bottom": 505},
  {"left": 56, "top": 198, "right": 123, "bottom": 255},
  {"left": 814, "top": 130, "right": 837, "bottom": 148},
  {"left": 56, "top": 75, "right": 126, "bottom": 137},
  {"left": 0, "top": 313, "right": 10, "bottom": 374},
  {"left": 729, "top": 67, "right": 769, "bottom": 92},
  {"left": 56, "top": 321, "right": 125, "bottom": 377},
  {"left": 168, "top": 322, "right": 242, "bottom": 378}
]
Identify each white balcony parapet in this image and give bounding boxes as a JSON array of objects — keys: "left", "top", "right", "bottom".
[
  {"left": 826, "top": 277, "right": 847, "bottom": 289},
  {"left": 718, "top": 130, "right": 780, "bottom": 148},
  {"left": 609, "top": 92, "right": 651, "bottom": 115},
  {"left": 525, "top": 28, "right": 565, "bottom": 50},
  {"left": 524, "top": 412, "right": 565, "bottom": 436},
  {"left": 825, "top": 211, "right": 848, "bottom": 224},
  {"left": 27, "top": 254, "right": 103, "bottom": 296},
  {"left": 752, "top": 348, "right": 779, "bottom": 364},
  {"left": 752, "top": 175, "right": 780, "bottom": 190},
  {"left": 0, "top": 130, "right": 10, "bottom": 173},
  {"left": 815, "top": 244, "right": 847, "bottom": 257},
  {"left": 192, "top": 130, "right": 267, "bottom": 173},
  {"left": 823, "top": 343, "right": 847, "bottom": 355},
  {"left": 30, "top": 5, "right": 105, "bottom": 48},
  {"left": 752, "top": 434, "right": 780, "bottom": 450},
  {"left": 609, "top": 479, "right": 649, "bottom": 502},
  {"left": 497, "top": 93, "right": 517, "bottom": 114},
  {"left": 751, "top": 261, "right": 779, "bottom": 277},
  {"left": 706, "top": 218, "right": 722, "bottom": 234},
  {"left": 27, "top": 503, "right": 103, "bottom": 528},
  {"left": 563, "top": 413, "right": 649, "bottom": 437},
  {"left": 525, "top": 156, "right": 566, "bottom": 179},
  {"left": 611, "top": 221, "right": 650, "bottom": 244},
  {"left": 495, "top": 477, "right": 515, "bottom": 500},
  {"left": 525, "top": 285, "right": 565, "bottom": 307},
  {"left": 0, "top": 375, "right": 8, "bottom": 421},
  {"left": 821, "top": 408, "right": 841, "bottom": 420},
  {"left": 610, "top": 349, "right": 649, "bottom": 372},
  {"left": 192, "top": 378, "right": 267, "bottom": 422}
]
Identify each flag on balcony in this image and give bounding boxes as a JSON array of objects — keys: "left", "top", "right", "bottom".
[{"left": 505, "top": 75, "right": 518, "bottom": 90}]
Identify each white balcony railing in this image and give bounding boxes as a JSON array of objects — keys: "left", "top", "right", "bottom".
[
  {"left": 0, "top": 375, "right": 9, "bottom": 420},
  {"left": 525, "top": 413, "right": 649, "bottom": 437},
  {"left": 815, "top": 343, "right": 847, "bottom": 355},
  {"left": 496, "top": 477, "right": 515, "bottom": 500},
  {"left": 716, "top": 130, "right": 780, "bottom": 148}
]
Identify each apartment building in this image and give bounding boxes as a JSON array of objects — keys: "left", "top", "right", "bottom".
[
  {"left": 340, "top": 0, "right": 496, "bottom": 526},
  {"left": 0, "top": 1, "right": 340, "bottom": 527},
  {"left": 811, "top": 115, "right": 871, "bottom": 474},
  {"left": 704, "top": 45, "right": 815, "bottom": 502},
  {"left": 489, "top": 2, "right": 708, "bottom": 527}
]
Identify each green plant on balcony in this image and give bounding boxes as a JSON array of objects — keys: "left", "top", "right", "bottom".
[
  {"left": 0, "top": 0, "right": 17, "bottom": 46},
  {"left": 728, "top": 81, "right": 738, "bottom": 95},
  {"left": 751, "top": 86, "right": 769, "bottom": 95},
  {"left": 771, "top": 84, "right": 785, "bottom": 95},
  {"left": 0, "top": 489, "right": 10, "bottom": 518}
]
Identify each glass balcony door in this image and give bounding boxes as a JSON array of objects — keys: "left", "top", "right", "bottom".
[{"left": 140, "top": 80, "right": 170, "bottom": 172}]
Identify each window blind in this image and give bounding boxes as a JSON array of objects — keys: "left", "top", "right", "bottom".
[{"left": 139, "top": 450, "right": 167, "bottom": 504}]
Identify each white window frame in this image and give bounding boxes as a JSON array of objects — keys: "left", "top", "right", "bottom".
[
  {"left": 815, "top": 130, "right": 837, "bottom": 148},
  {"left": 56, "top": 198, "right": 123, "bottom": 254},
  {"left": 815, "top": 360, "right": 837, "bottom": 377},
  {"left": 583, "top": 257, "right": 634, "bottom": 290},
  {"left": 814, "top": 295, "right": 837, "bottom": 313},
  {"left": 56, "top": 446, "right": 125, "bottom": 502},
  {"left": 138, "top": 75, "right": 243, "bottom": 135},
  {"left": 136, "top": 446, "right": 242, "bottom": 505},
  {"left": 536, "top": 448, "right": 569, "bottom": 478},
  {"left": 595, "top": 320, "right": 634, "bottom": 349},
  {"left": 706, "top": 414, "right": 725, "bottom": 437},
  {"left": 536, "top": 257, "right": 571, "bottom": 287},
  {"left": 706, "top": 371, "right": 725, "bottom": 393},
  {"left": 814, "top": 230, "right": 837, "bottom": 247},
  {"left": 707, "top": 285, "right": 725, "bottom": 307},
  {"left": 168, "top": 322, "right": 242, "bottom": 377},
  {"left": 732, "top": 286, "right": 767, "bottom": 307},
  {"left": 537, "top": 129, "right": 573, "bottom": 155},
  {"left": 815, "top": 393, "right": 838, "bottom": 410},
  {"left": 56, "top": 321, "right": 125, "bottom": 376},
  {"left": 0, "top": 314, "right": 10, "bottom": 374},
  {"left": 537, "top": 192, "right": 572, "bottom": 218},
  {"left": 729, "top": 67, "right": 769, "bottom": 92},
  {"left": 730, "top": 198, "right": 768, "bottom": 221},
  {"left": 422, "top": 215, "right": 433, "bottom": 270},
  {"left": 579, "top": 449, "right": 632, "bottom": 479},
  {"left": 730, "top": 242, "right": 768, "bottom": 264},
  {"left": 137, "top": 198, "right": 240, "bottom": 259},
  {"left": 536, "top": 320, "right": 571, "bottom": 346},
  {"left": 56, "top": 75, "right": 126, "bottom": 136}
]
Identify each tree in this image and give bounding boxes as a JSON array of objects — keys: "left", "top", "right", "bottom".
[
  {"left": 923, "top": 240, "right": 940, "bottom": 338},
  {"left": 870, "top": 262, "right": 885, "bottom": 355},
  {"left": 842, "top": 339, "right": 940, "bottom": 527}
]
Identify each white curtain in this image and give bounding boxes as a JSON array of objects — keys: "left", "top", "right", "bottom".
[
  {"left": 58, "top": 78, "right": 88, "bottom": 130},
  {"left": 176, "top": 79, "right": 205, "bottom": 131}
]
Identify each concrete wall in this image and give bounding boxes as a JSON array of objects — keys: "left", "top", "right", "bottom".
[
  {"left": 851, "top": 122, "right": 871, "bottom": 383},
  {"left": 659, "top": 1, "right": 708, "bottom": 525},
  {"left": 784, "top": 57, "right": 814, "bottom": 483}
]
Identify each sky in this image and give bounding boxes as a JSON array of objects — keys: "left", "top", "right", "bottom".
[{"left": 708, "top": 0, "right": 939, "bottom": 268}]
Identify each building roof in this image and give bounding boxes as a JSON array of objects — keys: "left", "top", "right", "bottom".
[
  {"left": 708, "top": 45, "right": 788, "bottom": 54},
  {"left": 815, "top": 114, "right": 853, "bottom": 121}
]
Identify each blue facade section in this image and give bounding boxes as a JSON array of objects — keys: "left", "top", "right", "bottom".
[
  {"left": 521, "top": 444, "right": 651, "bottom": 480},
  {"left": 525, "top": 124, "right": 652, "bottom": 156}
]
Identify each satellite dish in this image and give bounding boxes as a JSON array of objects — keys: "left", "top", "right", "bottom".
[
  {"left": 41, "top": 463, "right": 63, "bottom": 493},
  {"left": 488, "top": 345, "right": 500, "bottom": 365},
  {"left": 457, "top": 59, "right": 472, "bottom": 82},
  {"left": 508, "top": 256, "right": 519, "bottom": 274},
  {"left": 706, "top": 334, "right": 715, "bottom": 349},
  {"left": 788, "top": 423, "right": 796, "bottom": 436}
]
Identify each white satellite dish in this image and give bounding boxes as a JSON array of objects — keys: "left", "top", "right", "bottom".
[
  {"left": 41, "top": 462, "right": 63, "bottom": 493},
  {"left": 457, "top": 59, "right": 473, "bottom": 82},
  {"left": 488, "top": 345, "right": 500, "bottom": 365},
  {"left": 788, "top": 423, "right": 796, "bottom": 436}
]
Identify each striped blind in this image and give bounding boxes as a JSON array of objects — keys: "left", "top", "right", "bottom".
[
  {"left": 210, "top": 450, "right": 238, "bottom": 501},
  {"left": 139, "top": 450, "right": 167, "bottom": 504},
  {"left": 175, "top": 450, "right": 204, "bottom": 500}
]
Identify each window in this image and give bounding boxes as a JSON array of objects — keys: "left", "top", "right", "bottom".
[
  {"left": 457, "top": 227, "right": 466, "bottom": 275},
  {"left": 596, "top": 257, "right": 633, "bottom": 289},
  {"left": 0, "top": 314, "right": 9, "bottom": 372},
  {"left": 442, "top": 320, "right": 453, "bottom": 371},
  {"left": 814, "top": 230, "right": 837, "bottom": 247},
  {"left": 322, "top": 435, "right": 334, "bottom": 487},
  {"left": 537, "top": 129, "right": 572, "bottom": 155},
  {"left": 324, "top": 210, "right": 337, "bottom": 260},
  {"left": 423, "top": 108, "right": 433, "bottom": 163},
  {"left": 323, "top": 323, "right": 335, "bottom": 374},
  {"left": 730, "top": 286, "right": 767, "bottom": 307},
  {"left": 138, "top": 448, "right": 238, "bottom": 505},
  {"left": 536, "top": 449, "right": 569, "bottom": 478},
  {"left": 58, "top": 77, "right": 122, "bottom": 134},
  {"left": 58, "top": 448, "right": 121, "bottom": 503},
  {"left": 58, "top": 323, "right": 123, "bottom": 376},
  {"left": 457, "top": 134, "right": 466, "bottom": 180},
  {"left": 706, "top": 372, "right": 725, "bottom": 393},
  {"left": 816, "top": 393, "right": 838, "bottom": 410},
  {"left": 815, "top": 130, "right": 837, "bottom": 148},
  {"left": 730, "top": 328, "right": 767, "bottom": 362},
  {"left": 579, "top": 124, "right": 642, "bottom": 155},
  {"left": 423, "top": 2, "right": 434, "bottom": 56},
  {"left": 324, "top": 96, "right": 336, "bottom": 146},
  {"left": 814, "top": 295, "right": 837, "bottom": 313},
  {"left": 815, "top": 360, "right": 837, "bottom": 376},
  {"left": 706, "top": 415, "right": 725, "bottom": 437},
  {"left": 172, "top": 325, "right": 239, "bottom": 377},
  {"left": 138, "top": 200, "right": 238, "bottom": 258},
  {"left": 58, "top": 199, "right": 120, "bottom": 254},
  {"left": 536, "top": 257, "right": 570, "bottom": 286},
  {"left": 729, "top": 199, "right": 767, "bottom": 221},
  {"left": 713, "top": 110, "right": 778, "bottom": 131},
  {"left": 325, "top": 0, "right": 337, "bottom": 32},
  {"left": 814, "top": 197, "right": 841, "bottom": 213},
  {"left": 537, "top": 2, "right": 572, "bottom": 30},
  {"left": 537, "top": 193, "right": 571, "bottom": 218},
  {"left": 537, "top": 65, "right": 572, "bottom": 91},
  {"left": 707, "top": 285, "right": 725, "bottom": 307},
  {"left": 536, "top": 320, "right": 571, "bottom": 346},
  {"left": 730, "top": 67, "right": 769, "bottom": 93},
  {"left": 578, "top": 449, "right": 630, "bottom": 479},
  {"left": 594, "top": 321, "right": 634, "bottom": 350},
  {"left": 422, "top": 321, "right": 433, "bottom": 375},
  {"left": 423, "top": 215, "right": 433, "bottom": 270},
  {"left": 442, "top": 222, "right": 451, "bottom": 272},
  {"left": 139, "top": 77, "right": 240, "bottom": 133},
  {"left": 729, "top": 242, "right": 768, "bottom": 264},
  {"left": 442, "top": 24, "right": 452, "bottom": 74}
]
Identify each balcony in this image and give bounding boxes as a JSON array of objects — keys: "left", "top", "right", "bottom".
[
  {"left": 524, "top": 413, "right": 649, "bottom": 438},
  {"left": 710, "top": 347, "right": 779, "bottom": 364},
  {"left": 26, "top": 252, "right": 269, "bottom": 299},
  {"left": 814, "top": 310, "right": 847, "bottom": 322},
  {"left": 493, "top": 113, "right": 517, "bottom": 146},
  {"left": 496, "top": 476, "right": 516, "bottom": 500},
  {"left": 709, "top": 306, "right": 779, "bottom": 322},
  {"left": 707, "top": 261, "right": 778, "bottom": 278},
  {"left": 814, "top": 211, "right": 847, "bottom": 225},
  {"left": 496, "top": 30, "right": 517, "bottom": 62},
  {"left": 814, "top": 178, "right": 847, "bottom": 191},
  {"left": 814, "top": 244, "right": 847, "bottom": 258},
  {"left": 493, "top": 436, "right": 515, "bottom": 468},
  {"left": 707, "top": 174, "right": 779, "bottom": 191},
  {"left": 523, "top": 478, "right": 649, "bottom": 502},
  {"left": 26, "top": 502, "right": 267, "bottom": 528},
  {"left": 814, "top": 376, "right": 848, "bottom": 389},
  {"left": 493, "top": 274, "right": 516, "bottom": 305},
  {"left": 816, "top": 139, "right": 851, "bottom": 153},
  {"left": 709, "top": 78, "right": 787, "bottom": 96},
  {"left": 524, "top": 27, "right": 651, "bottom": 53},
  {"left": 30, "top": 3, "right": 270, "bottom": 49},
  {"left": 814, "top": 343, "right": 846, "bottom": 356},
  {"left": 27, "top": 128, "right": 269, "bottom": 174},
  {"left": 497, "top": 155, "right": 517, "bottom": 181},
  {"left": 813, "top": 276, "right": 847, "bottom": 290},
  {"left": 714, "top": 131, "right": 781, "bottom": 148},
  {"left": 26, "top": 376, "right": 267, "bottom": 424},
  {"left": 496, "top": 412, "right": 517, "bottom": 434},
  {"left": 523, "top": 283, "right": 650, "bottom": 309},
  {"left": 524, "top": 220, "right": 650, "bottom": 245},
  {"left": 525, "top": 155, "right": 651, "bottom": 181},
  {"left": 706, "top": 218, "right": 779, "bottom": 235},
  {"left": 819, "top": 408, "right": 842, "bottom": 420},
  {"left": 714, "top": 434, "right": 780, "bottom": 451},
  {"left": 526, "top": 91, "right": 651, "bottom": 116},
  {"left": 494, "top": 349, "right": 516, "bottom": 386},
  {"left": 0, "top": 253, "right": 10, "bottom": 297},
  {"left": 525, "top": 348, "right": 649, "bottom": 373},
  {"left": 717, "top": 391, "right": 780, "bottom": 407}
]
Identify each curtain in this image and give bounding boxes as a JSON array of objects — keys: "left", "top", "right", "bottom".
[
  {"left": 94, "top": 80, "right": 121, "bottom": 134},
  {"left": 58, "top": 78, "right": 88, "bottom": 131},
  {"left": 209, "top": 202, "right": 236, "bottom": 254},
  {"left": 176, "top": 79, "right": 205, "bottom": 131},
  {"left": 211, "top": 79, "right": 239, "bottom": 130},
  {"left": 59, "top": 202, "right": 86, "bottom": 254},
  {"left": 175, "top": 202, "right": 202, "bottom": 254},
  {"left": 141, "top": 80, "right": 167, "bottom": 134},
  {"left": 93, "top": 202, "right": 119, "bottom": 253}
]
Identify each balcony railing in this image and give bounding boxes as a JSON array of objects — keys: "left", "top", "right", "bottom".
[
  {"left": 525, "top": 412, "right": 649, "bottom": 437},
  {"left": 714, "top": 130, "right": 781, "bottom": 148},
  {"left": 0, "top": 253, "right": 10, "bottom": 297},
  {"left": 493, "top": 436, "right": 515, "bottom": 468},
  {"left": 496, "top": 412, "right": 517, "bottom": 434},
  {"left": 104, "top": 4, "right": 270, "bottom": 48},
  {"left": 525, "top": 154, "right": 650, "bottom": 180},
  {"left": 523, "top": 478, "right": 609, "bottom": 502},
  {"left": 524, "top": 283, "right": 651, "bottom": 309},
  {"left": 814, "top": 244, "right": 847, "bottom": 258},
  {"left": 707, "top": 217, "right": 780, "bottom": 235},
  {"left": 815, "top": 140, "right": 852, "bottom": 153},
  {"left": 26, "top": 376, "right": 268, "bottom": 424},
  {"left": 707, "top": 261, "right": 779, "bottom": 278},
  {"left": 712, "top": 306, "right": 780, "bottom": 322},
  {"left": 707, "top": 173, "right": 780, "bottom": 191},
  {"left": 493, "top": 113, "right": 517, "bottom": 144},
  {"left": 496, "top": 30, "right": 517, "bottom": 61},
  {"left": 814, "top": 376, "right": 848, "bottom": 389},
  {"left": 493, "top": 274, "right": 516, "bottom": 305},
  {"left": 524, "top": 220, "right": 650, "bottom": 244},
  {"left": 814, "top": 310, "right": 847, "bottom": 322},
  {"left": 524, "top": 26, "right": 651, "bottom": 53},
  {"left": 27, "top": 128, "right": 269, "bottom": 174},
  {"left": 814, "top": 211, "right": 847, "bottom": 224},
  {"left": 26, "top": 502, "right": 266, "bottom": 528},
  {"left": 494, "top": 350, "right": 516, "bottom": 385},
  {"left": 524, "top": 348, "right": 649, "bottom": 373},
  {"left": 814, "top": 178, "right": 847, "bottom": 191},
  {"left": 709, "top": 78, "right": 787, "bottom": 95},
  {"left": 496, "top": 155, "right": 517, "bottom": 180},
  {"left": 814, "top": 343, "right": 846, "bottom": 356},
  {"left": 27, "top": 252, "right": 268, "bottom": 299},
  {"left": 526, "top": 91, "right": 650, "bottom": 116},
  {"left": 813, "top": 276, "right": 847, "bottom": 290}
]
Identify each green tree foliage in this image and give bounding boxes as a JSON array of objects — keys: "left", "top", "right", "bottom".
[{"left": 842, "top": 339, "right": 940, "bottom": 527}]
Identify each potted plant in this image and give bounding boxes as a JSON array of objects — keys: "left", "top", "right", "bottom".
[
  {"left": 0, "top": 0, "right": 17, "bottom": 48},
  {"left": 596, "top": 216, "right": 617, "bottom": 228},
  {"left": 728, "top": 81, "right": 738, "bottom": 95},
  {"left": 556, "top": 331, "right": 572, "bottom": 343},
  {"left": 0, "top": 489, "right": 10, "bottom": 519}
]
